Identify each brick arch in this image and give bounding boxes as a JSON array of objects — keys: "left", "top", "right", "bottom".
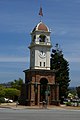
[
  {"left": 40, "top": 78, "right": 48, "bottom": 84},
  {"left": 40, "top": 78, "right": 48, "bottom": 102}
]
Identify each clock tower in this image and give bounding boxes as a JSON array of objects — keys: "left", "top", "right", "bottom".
[
  {"left": 20, "top": 8, "right": 59, "bottom": 106},
  {"left": 29, "top": 21, "right": 52, "bottom": 70}
]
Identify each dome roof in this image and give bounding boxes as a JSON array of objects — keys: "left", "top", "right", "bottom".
[{"left": 32, "top": 21, "right": 49, "bottom": 32}]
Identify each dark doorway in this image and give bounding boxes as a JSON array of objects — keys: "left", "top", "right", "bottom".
[{"left": 40, "top": 78, "right": 48, "bottom": 102}]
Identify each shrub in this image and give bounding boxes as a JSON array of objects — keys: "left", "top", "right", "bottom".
[
  {"left": 66, "top": 102, "right": 71, "bottom": 106},
  {"left": 0, "top": 97, "right": 5, "bottom": 103}
]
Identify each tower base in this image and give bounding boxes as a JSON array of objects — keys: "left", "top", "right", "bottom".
[{"left": 19, "top": 69, "right": 60, "bottom": 106}]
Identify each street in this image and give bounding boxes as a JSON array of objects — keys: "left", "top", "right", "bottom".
[{"left": 0, "top": 108, "right": 80, "bottom": 120}]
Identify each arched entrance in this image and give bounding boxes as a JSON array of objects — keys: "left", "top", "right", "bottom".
[{"left": 40, "top": 78, "right": 48, "bottom": 102}]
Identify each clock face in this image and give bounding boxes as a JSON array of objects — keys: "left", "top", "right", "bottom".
[{"left": 39, "top": 51, "right": 46, "bottom": 58}]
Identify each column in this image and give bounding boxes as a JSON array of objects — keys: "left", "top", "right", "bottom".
[
  {"left": 30, "top": 83, "right": 35, "bottom": 105},
  {"left": 38, "top": 83, "right": 40, "bottom": 106}
]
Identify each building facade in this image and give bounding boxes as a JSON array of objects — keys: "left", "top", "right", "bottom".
[{"left": 20, "top": 21, "right": 59, "bottom": 106}]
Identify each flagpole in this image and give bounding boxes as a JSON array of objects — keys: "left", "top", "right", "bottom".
[{"left": 39, "top": 15, "right": 41, "bottom": 22}]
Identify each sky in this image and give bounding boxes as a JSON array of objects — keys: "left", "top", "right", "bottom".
[{"left": 0, "top": 0, "right": 80, "bottom": 87}]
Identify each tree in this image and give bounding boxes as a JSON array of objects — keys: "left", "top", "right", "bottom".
[
  {"left": 76, "top": 86, "right": 80, "bottom": 98},
  {"left": 4, "top": 88, "right": 20, "bottom": 101},
  {"left": 68, "top": 87, "right": 77, "bottom": 98},
  {"left": 10, "top": 78, "right": 24, "bottom": 91},
  {"left": 0, "top": 85, "right": 5, "bottom": 97},
  {"left": 0, "top": 84, "right": 20, "bottom": 102},
  {"left": 50, "top": 44, "right": 70, "bottom": 99}
]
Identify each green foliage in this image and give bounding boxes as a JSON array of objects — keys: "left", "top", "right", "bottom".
[
  {"left": 0, "top": 78, "right": 23, "bottom": 102},
  {"left": 76, "top": 86, "right": 80, "bottom": 98},
  {"left": 0, "top": 90, "right": 5, "bottom": 97},
  {"left": 0, "top": 84, "right": 20, "bottom": 102},
  {"left": 4, "top": 88, "right": 20, "bottom": 100},
  {"left": 10, "top": 78, "right": 24, "bottom": 91},
  {"left": 50, "top": 44, "right": 70, "bottom": 99},
  {"left": 68, "top": 87, "right": 77, "bottom": 98},
  {"left": 18, "top": 96, "right": 27, "bottom": 105},
  {"left": 0, "top": 85, "right": 5, "bottom": 97},
  {"left": 0, "top": 97, "right": 5, "bottom": 103},
  {"left": 66, "top": 101, "right": 71, "bottom": 106}
]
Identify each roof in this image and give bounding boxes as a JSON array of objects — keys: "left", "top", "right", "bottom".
[{"left": 32, "top": 21, "right": 49, "bottom": 32}]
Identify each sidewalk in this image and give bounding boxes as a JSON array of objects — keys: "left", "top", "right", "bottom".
[{"left": 0, "top": 103, "right": 80, "bottom": 110}]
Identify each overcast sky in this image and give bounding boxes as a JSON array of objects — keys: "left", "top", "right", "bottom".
[{"left": 0, "top": 0, "right": 80, "bottom": 87}]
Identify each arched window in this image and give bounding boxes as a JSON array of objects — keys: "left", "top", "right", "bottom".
[
  {"left": 40, "top": 78, "right": 48, "bottom": 101},
  {"left": 39, "top": 34, "right": 46, "bottom": 42}
]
